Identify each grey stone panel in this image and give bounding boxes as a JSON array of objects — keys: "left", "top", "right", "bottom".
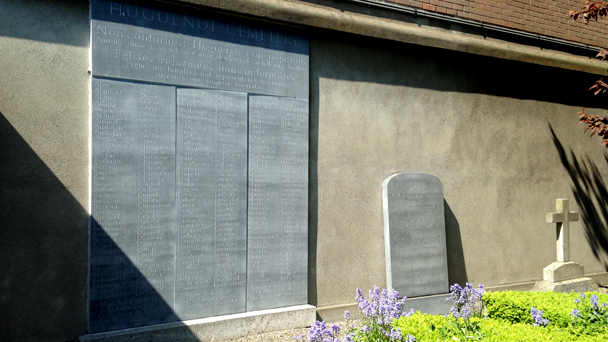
[
  {"left": 247, "top": 96, "right": 309, "bottom": 311},
  {"left": 91, "top": 19, "right": 309, "bottom": 99},
  {"left": 89, "top": 0, "right": 310, "bottom": 331},
  {"left": 382, "top": 173, "right": 449, "bottom": 298},
  {"left": 175, "top": 89, "right": 248, "bottom": 319},
  {"left": 90, "top": 78, "right": 177, "bottom": 332},
  {"left": 405, "top": 294, "right": 451, "bottom": 316},
  {"left": 135, "top": 82, "right": 177, "bottom": 307}
]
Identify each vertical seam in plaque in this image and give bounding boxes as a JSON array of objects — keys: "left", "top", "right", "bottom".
[
  {"left": 245, "top": 93, "right": 250, "bottom": 312},
  {"left": 88, "top": 0, "right": 94, "bottom": 330},
  {"left": 279, "top": 96, "right": 284, "bottom": 306},
  {"left": 173, "top": 87, "right": 178, "bottom": 317},
  {"left": 216, "top": 92, "right": 221, "bottom": 298},
  {"left": 136, "top": 84, "right": 140, "bottom": 281}
]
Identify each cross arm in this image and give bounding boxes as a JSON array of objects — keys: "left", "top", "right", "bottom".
[{"left": 546, "top": 212, "right": 563, "bottom": 223}]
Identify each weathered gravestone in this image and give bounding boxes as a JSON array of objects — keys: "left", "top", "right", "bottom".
[
  {"left": 90, "top": 0, "right": 309, "bottom": 333},
  {"left": 382, "top": 173, "right": 449, "bottom": 297},
  {"left": 534, "top": 199, "right": 598, "bottom": 292}
]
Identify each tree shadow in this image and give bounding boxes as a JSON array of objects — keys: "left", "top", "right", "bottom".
[{"left": 549, "top": 125, "right": 608, "bottom": 271}]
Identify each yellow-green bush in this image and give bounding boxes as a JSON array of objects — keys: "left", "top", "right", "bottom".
[
  {"left": 390, "top": 291, "right": 608, "bottom": 341},
  {"left": 483, "top": 291, "right": 608, "bottom": 328},
  {"left": 394, "top": 312, "right": 608, "bottom": 342}
]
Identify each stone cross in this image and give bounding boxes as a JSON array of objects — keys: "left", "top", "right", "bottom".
[{"left": 546, "top": 199, "right": 579, "bottom": 262}]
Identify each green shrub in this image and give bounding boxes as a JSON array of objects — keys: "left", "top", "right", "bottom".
[
  {"left": 302, "top": 287, "right": 608, "bottom": 341},
  {"left": 483, "top": 290, "right": 608, "bottom": 329},
  {"left": 394, "top": 312, "right": 608, "bottom": 341}
]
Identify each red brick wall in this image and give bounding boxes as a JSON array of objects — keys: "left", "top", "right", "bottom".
[{"left": 376, "top": 0, "right": 608, "bottom": 48}]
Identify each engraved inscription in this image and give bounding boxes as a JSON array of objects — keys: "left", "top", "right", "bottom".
[
  {"left": 135, "top": 83, "right": 176, "bottom": 305},
  {"left": 91, "top": 0, "right": 309, "bottom": 99},
  {"left": 90, "top": 78, "right": 177, "bottom": 333},
  {"left": 175, "top": 89, "right": 248, "bottom": 319},
  {"left": 247, "top": 96, "right": 309, "bottom": 311},
  {"left": 90, "top": 0, "right": 310, "bottom": 332},
  {"left": 382, "top": 173, "right": 449, "bottom": 298}
]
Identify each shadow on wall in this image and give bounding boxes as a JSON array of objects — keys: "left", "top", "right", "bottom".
[
  {"left": 311, "top": 31, "right": 606, "bottom": 108},
  {"left": 550, "top": 125, "right": 608, "bottom": 271},
  {"left": 0, "top": 113, "right": 197, "bottom": 341},
  {"left": 0, "top": 112, "right": 89, "bottom": 340},
  {"left": 88, "top": 218, "right": 181, "bottom": 333},
  {"left": 445, "top": 200, "right": 468, "bottom": 286}
]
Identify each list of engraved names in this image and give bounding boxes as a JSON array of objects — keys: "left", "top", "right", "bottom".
[{"left": 90, "top": 0, "right": 310, "bottom": 333}]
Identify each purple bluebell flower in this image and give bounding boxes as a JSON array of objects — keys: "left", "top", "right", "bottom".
[
  {"left": 461, "top": 306, "right": 471, "bottom": 320},
  {"left": 306, "top": 320, "right": 342, "bottom": 342},
  {"left": 343, "top": 333, "right": 355, "bottom": 342},
  {"left": 307, "top": 320, "right": 327, "bottom": 341},
  {"left": 355, "top": 286, "right": 408, "bottom": 325},
  {"left": 580, "top": 293, "right": 586, "bottom": 299},
  {"left": 571, "top": 309, "right": 580, "bottom": 318},
  {"left": 591, "top": 294, "right": 599, "bottom": 307},
  {"left": 447, "top": 282, "right": 485, "bottom": 319},
  {"left": 531, "top": 307, "right": 550, "bottom": 327},
  {"left": 390, "top": 327, "right": 402, "bottom": 340},
  {"left": 406, "top": 334, "right": 417, "bottom": 342},
  {"left": 574, "top": 297, "right": 581, "bottom": 303},
  {"left": 361, "top": 325, "right": 372, "bottom": 332},
  {"left": 344, "top": 310, "right": 350, "bottom": 320}
]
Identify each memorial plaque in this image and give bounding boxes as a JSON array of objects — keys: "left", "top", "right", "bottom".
[
  {"left": 382, "top": 173, "right": 448, "bottom": 298},
  {"left": 247, "top": 96, "right": 309, "bottom": 311},
  {"left": 91, "top": 78, "right": 177, "bottom": 332},
  {"left": 90, "top": 0, "right": 310, "bottom": 332},
  {"left": 175, "top": 89, "right": 248, "bottom": 319},
  {"left": 91, "top": 0, "right": 309, "bottom": 98}
]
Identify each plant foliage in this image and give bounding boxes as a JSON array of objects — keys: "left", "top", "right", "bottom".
[
  {"left": 568, "top": 1, "right": 608, "bottom": 146},
  {"left": 298, "top": 287, "right": 608, "bottom": 341}
]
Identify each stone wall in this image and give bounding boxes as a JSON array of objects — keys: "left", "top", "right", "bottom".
[
  {"left": 2, "top": 0, "right": 608, "bottom": 341},
  {"left": 0, "top": 0, "right": 90, "bottom": 341},
  {"left": 309, "top": 30, "right": 607, "bottom": 312}
]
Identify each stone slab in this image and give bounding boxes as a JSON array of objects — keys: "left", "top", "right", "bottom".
[
  {"left": 80, "top": 304, "right": 316, "bottom": 342},
  {"left": 247, "top": 96, "right": 309, "bottom": 311},
  {"left": 382, "top": 173, "right": 448, "bottom": 298},
  {"left": 534, "top": 277, "right": 599, "bottom": 293},
  {"left": 405, "top": 293, "right": 452, "bottom": 316},
  {"left": 91, "top": 78, "right": 178, "bottom": 333},
  {"left": 174, "top": 89, "right": 248, "bottom": 319},
  {"left": 91, "top": 0, "right": 309, "bottom": 98},
  {"left": 543, "top": 261, "right": 584, "bottom": 282},
  {"left": 89, "top": 0, "right": 310, "bottom": 333}
]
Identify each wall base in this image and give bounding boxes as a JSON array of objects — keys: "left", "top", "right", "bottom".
[
  {"left": 533, "top": 278, "right": 599, "bottom": 293},
  {"left": 80, "top": 305, "right": 316, "bottom": 342},
  {"left": 317, "top": 293, "right": 451, "bottom": 322}
]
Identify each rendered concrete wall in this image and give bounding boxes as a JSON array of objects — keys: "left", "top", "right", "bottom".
[
  {"left": 0, "top": 0, "right": 90, "bottom": 341},
  {"left": 2, "top": 0, "right": 608, "bottom": 340},
  {"left": 309, "top": 32, "right": 608, "bottom": 311}
]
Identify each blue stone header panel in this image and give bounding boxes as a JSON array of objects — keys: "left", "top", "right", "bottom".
[
  {"left": 91, "top": 0, "right": 309, "bottom": 98},
  {"left": 92, "top": 0, "right": 308, "bottom": 55}
]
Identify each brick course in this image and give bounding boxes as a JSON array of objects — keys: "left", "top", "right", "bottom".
[{"left": 374, "top": 0, "right": 608, "bottom": 48}]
